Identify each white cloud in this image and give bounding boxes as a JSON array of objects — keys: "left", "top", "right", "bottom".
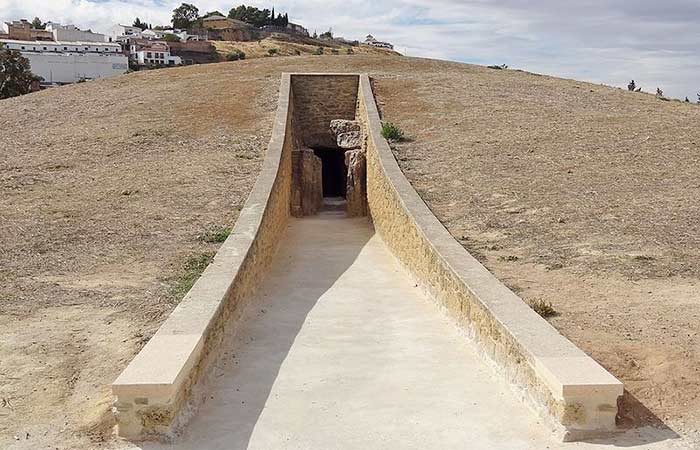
[{"left": 1, "top": 0, "right": 698, "bottom": 99}]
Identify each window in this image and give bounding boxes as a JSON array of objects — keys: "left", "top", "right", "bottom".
[
  {"left": 64, "top": 47, "right": 67, "bottom": 50},
  {"left": 21, "top": 46, "right": 25, "bottom": 50},
  {"left": 43, "top": 47, "right": 47, "bottom": 50},
  {"left": 147, "top": 52, "right": 152, "bottom": 58}
]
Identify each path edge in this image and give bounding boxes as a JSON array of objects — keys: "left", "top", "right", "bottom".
[
  {"left": 358, "top": 74, "right": 623, "bottom": 441},
  {"left": 111, "top": 73, "right": 295, "bottom": 441}
]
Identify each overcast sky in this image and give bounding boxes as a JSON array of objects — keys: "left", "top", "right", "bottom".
[{"left": 1, "top": 0, "right": 698, "bottom": 99}]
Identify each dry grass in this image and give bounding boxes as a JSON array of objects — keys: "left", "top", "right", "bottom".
[
  {"left": 1, "top": 54, "right": 699, "bottom": 447},
  {"left": 213, "top": 36, "right": 397, "bottom": 60}
]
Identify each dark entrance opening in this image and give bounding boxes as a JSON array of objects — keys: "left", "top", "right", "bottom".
[{"left": 314, "top": 148, "right": 346, "bottom": 198}]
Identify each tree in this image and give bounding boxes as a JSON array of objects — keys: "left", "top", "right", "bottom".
[
  {"left": 228, "top": 5, "right": 272, "bottom": 27},
  {"left": 319, "top": 28, "right": 333, "bottom": 39},
  {"left": 656, "top": 87, "right": 664, "bottom": 97},
  {"left": 163, "top": 34, "right": 181, "bottom": 42},
  {"left": 133, "top": 17, "right": 148, "bottom": 31},
  {"left": 31, "top": 17, "right": 45, "bottom": 30},
  {"left": 627, "top": 80, "right": 636, "bottom": 92},
  {"left": 685, "top": 97, "right": 690, "bottom": 103},
  {"left": 0, "top": 43, "right": 42, "bottom": 99},
  {"left": 172, "top": 3, "right": 199, "bottom": 29}
]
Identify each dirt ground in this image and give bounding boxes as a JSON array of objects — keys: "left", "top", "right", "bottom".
[
  {"left": 371, "top": 59, "right": 700, "bottom": 442},
  {"left": 213, "top": 35, "right": 399, "bottom": 60},
  {"left": 1, "top": 55, "right": 698, "bottom": 448}
]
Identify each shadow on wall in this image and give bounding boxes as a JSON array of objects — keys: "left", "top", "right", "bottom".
[{"left": 139, "top": 216, "right": 374, "bottom": 450}]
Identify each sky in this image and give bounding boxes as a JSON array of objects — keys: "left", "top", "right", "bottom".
[{"left": 1, "top": 0, "right": 698, "bottom": 99}]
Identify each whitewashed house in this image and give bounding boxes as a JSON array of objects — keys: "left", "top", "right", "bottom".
[
  {"left": 0, "top": 39, "right": 128, "bottom": 84},
  {"left": 129, "top": 41, "right": 182, "bottom": 67},
  {"left": 364, "top": 34, "right": 394, "bottom": 50},
  {"left": 107, "top": 24, "right": 143, "bottom": 43},
  {"left": 44, "top": 23, "right": 106, "bottom": 43}
]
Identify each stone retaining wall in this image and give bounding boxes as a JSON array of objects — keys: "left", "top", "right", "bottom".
[
  {"left": 112, "top": 73, "right": 623, "bottom": 443},
  {"left": 112, "top": 74, "right": 296, "bottom": 440},
  {"left": 358, "top": 74, "right": 623, "bottom": 441}
]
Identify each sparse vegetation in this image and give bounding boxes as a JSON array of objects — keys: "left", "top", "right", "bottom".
[
  {"left": 313, "top": 46, "right": 324, "bottom": 55},
  {"left": 228, "top": 4, "right": 289, "bottom": 28},
  {"left": 170, "top": 252, "right": 215, "bottom": 300},
  {"left": 162, "top": 34, "right": 181, "bottom": 43},
  {"left": 226, "top": 49, "right": 246, "bottom": 61},
  {"left": 381, "top": 122, "right": 405, "bottom": 141},
  {"left": 319, "top": 29, "right": 334, "bottom": 40},
  {"left": 529, "top": 299, "right": 557, "bottom": 318},
  {"left": 346, "top": 48, "right": 354, "bottom": 55},
  {"left": 331, "top": 48, "right": 339, "bottom": 55},
  {"left": 488, "top": 64, "right": 508, "bottom": 70},
  {"left": 267, "top": 48, "right": 279, "bottom": 56},
  {"left": 202, "top": 227, "right": 231, "bottom": 243}
]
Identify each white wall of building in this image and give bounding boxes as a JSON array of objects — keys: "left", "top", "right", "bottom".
[
  {"left": 45, "top": 23, "right": 106, "bottom": 43},
  {"left": 130, "top": 47, "right": 182, "bottom": 66},
  {"left": 107, "top": 24, "right": 142, "bottom": 43},
  {"left": 0, "top": 39, "right": 127, "bottom": 84},
  {"left": 23, "top": 53, "right": 128, "bottom": 83}
]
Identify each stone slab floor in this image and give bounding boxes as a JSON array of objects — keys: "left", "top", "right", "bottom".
[{"left": 124, "top": 212, "right": 688, "bottom": 450}]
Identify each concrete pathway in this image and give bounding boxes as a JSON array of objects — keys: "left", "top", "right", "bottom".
[{"left": 130, "top": 212, "right": 687, "bottom": 450}]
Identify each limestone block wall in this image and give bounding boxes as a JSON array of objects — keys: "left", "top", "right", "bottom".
[
  {"left": 291, "top": 74, "right": 360, "bottom": 148},
  {"left": 358, "top": 74, "right": 623, "bottom": 441},
  {"left": 112, "top": 74, "right": 296, "bottom": 441}
]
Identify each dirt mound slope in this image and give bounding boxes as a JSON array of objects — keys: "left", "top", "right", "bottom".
[{"left": 1, "top": 55, "right": 698, "bottom": 448}]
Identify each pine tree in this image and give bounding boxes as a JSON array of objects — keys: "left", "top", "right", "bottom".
[
  {"left": 271, "top": 7, "right": 275, "bottom": 25},
  {"left": 31, "top": 17, "right": 45, "bottom": 30}
]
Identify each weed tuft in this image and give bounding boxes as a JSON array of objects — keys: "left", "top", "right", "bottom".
[
  {"left": 170, "top": 253, "right": 215, "bottom": 300},
  {"left": 529, "top": 299, "right": 557, "bottom": 318},
  {"left": 381, "top": 122, "right": 405, "bottom": 141},
  {"left": 202, "top": 227, "right": 231, "bottom": 244}
]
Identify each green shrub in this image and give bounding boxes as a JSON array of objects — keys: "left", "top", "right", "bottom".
[
  {"left": 346, "top": 48, "right": 354, "bottom": 55},
  {"left": 381, "top": 122, "right": 405, "bottom": 141},
  {"left": 267, "top": 48, "right": 279, "bottom": 56},
  {"left": 226, "top": 49, "right": 246, "bottom": 61},
  {"left": 313, "top": 46, "right": 324, "bottom": 55},
  {"left": 529, "top": 299, "right": 557, "bottom": 318}
]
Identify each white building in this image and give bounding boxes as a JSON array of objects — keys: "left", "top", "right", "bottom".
[
  {"left": 45, "top": 23, "right": 106, "bottom": 43},
  {"left": 141, "top": 28, "right": 201, "bottom": 42},
  {"left": 364, "top": 34, "right": 394, "bottom": 50},
  {"left": 107, "top": 24, "right": 143, "bottom": 43},
  {"left": 0, "top": 39, "right": 128, "bottom": 84},
  {"left": 129, "top": 41, "right": 182, "bottom": 67}
]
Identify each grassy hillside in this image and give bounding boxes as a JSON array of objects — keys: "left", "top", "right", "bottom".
[
  {"left": 1, "top": 55, "right": 699, "bottom": 448},
  {"left": 213, "top": 35, "right": 400, "bottom": 60}
]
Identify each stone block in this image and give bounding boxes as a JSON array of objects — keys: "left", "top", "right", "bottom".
[{"left": 345, "top": 149, "right": 367, "bottom": 217}]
